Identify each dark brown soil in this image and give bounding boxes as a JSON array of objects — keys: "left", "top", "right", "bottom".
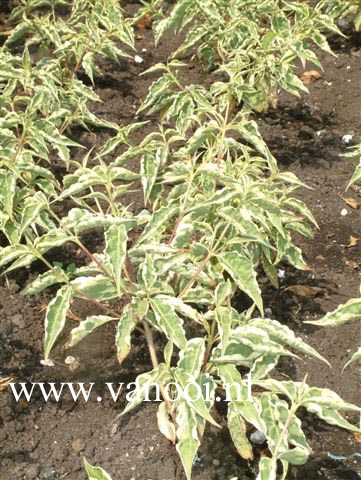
[{"left": 1, "top": 6, "right": 361, "bottom": 480}]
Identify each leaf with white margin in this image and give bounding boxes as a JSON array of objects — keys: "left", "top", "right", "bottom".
[
  {"left": 141, "top": 150, "right": 160, "bottom": 205},
  {"left": 105, "top": 224, "right": 127, "bottom": 295},
  {"left": 150, "top": 297, "right": 187, "bottom": 349},
  {"left": 213, "top": 326, "right": 292, "bottom": 366},
  {"left": 0, "top": 244, "right": 34, "bottom": 269},
  {"left": 218, "top": 251, "right": 263, "bottom": 315},
  {"left": 250, "top": 354, "right": 280, "bottom": 381},
  {"left": 24, "top": 266, "right": 67, "bottom": 295},
  {"left": 71, "top": 276, "right": 118, "bottom": 302},
  {"left": 18, "top": 192, "right": 48, "bottom": 237},
  {"left": 44, "top": 285, "right": 73, "bottom": 360},
  {"left": 256, "top": 380, "right": 360, "bottom": 432},
  {"left": 140, "top": 253, "right": 157, "bottom": 290},
  {"left": 218, "top": 364, "right": 266, "bottom": 433},
  {"left": 175, "top": 401, "right": 200, "bottom": 480},
  {"left": 0, "top": 170, "right": 15, "bottom": 217},
  {"left": 249, "top": 317, "right": 330, "bottom": 365},
  {"left": 34, "top": 230, "right": 69, "bottom": 253},
  {"left": 215, "top": 280, "right": 233, "bottom": 307},
  {"left": 116, "top": 304, "right": 137, "bottom": 364},
  {"left": 137, "top": 205, "right": 178, "bottom": 245},
  {"left": 174, "top": 370, "right": 219, "bottom": 427},
  {"left": 256, "top": 457, "right": 277, "bottom": 480},
  {"left": 120, "top": 365, "right": 170, "bottom": 417},
  {"left": 177, "top": 338, "right": 205, "bottom": 377},
  {"left": 156, "top": 295, "right": 202, "bottom": 324},
  {"left": 343, "top": 347, "right": 361, "bottom": 370},
  {"left": 228, "top": 402, "right": 253, "bottom": 460},
  {"left": 68, "top": 315, "right": 117, "bottom": 348},
  {"left": 219, "top": 206, "right": 273, "bottom": 249},
  {"left": 157, "top": 401, "right": 176, "bottom": 443},
  {"left": 83, "top": 458, "right": 112, "bottom": 480},
  {"left": 300, "top": 387, "right": 360, "bottom": 432},
  {"left": 306, "top": 298, "right": 361, "bottom": 327},
  {"left": 216, "top": 306, "right": 232, "bottom": 354}
]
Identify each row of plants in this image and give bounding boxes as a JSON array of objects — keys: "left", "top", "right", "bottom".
[
  {"left": 1, "top": 1, "right": 360, "bottom": 479},
  {"left": 0, "top": 0, "right": 134, "bottom": 244}
]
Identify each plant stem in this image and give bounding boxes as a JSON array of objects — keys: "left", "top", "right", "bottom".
[
  {"left": 178, "top": 252, "right": 212, "bottom": 299},
  {"left": 143, "top": 321, "right": 159, "bottom": 368},
  {"left": 178, "top": 221, "right": 231, "bottom": 298},
  {"left": 142, "top": 320, "right": 177, "bottom": 436},
  {"left": 13, "top": 131, "right": 26, "bottom": 163}
]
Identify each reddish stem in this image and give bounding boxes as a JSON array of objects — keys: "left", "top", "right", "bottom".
[
  {"left": 168, "top": 216, "right": 182, "bottom": 245},
  {"left": 178, "top": 252, "right": 212, "bottom": 298}
]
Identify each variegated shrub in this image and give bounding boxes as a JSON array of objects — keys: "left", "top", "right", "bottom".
[{"left": 0, "top": 1, "right": 360, "bottom": 480}]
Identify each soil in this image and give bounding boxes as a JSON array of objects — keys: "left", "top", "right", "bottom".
[{"left": 1, "top": 4, "right": 361, "bottom": 480}]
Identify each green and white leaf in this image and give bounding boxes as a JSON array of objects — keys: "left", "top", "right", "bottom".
[
  {"left": 228, "top": 402, "right": 253, "bottom": 460},
  {"left": 175, "top": 401, "right": 200, "bottom": 480},
  {"left": 157, "top": 401, "right": 176, "bottom": 443},
  {"left": 83, "top": 458, "right": 113, "bottom": 480},
  {"left": 306, "top": 298, "right": 361, "bottom": 327},
  {"left": 68, "top": 315, "right": 117, "bottom": 348},
  {"left": 24, "top": 266, "right": 67, "bottom": 295},
  {"left": 343, "top": 347, "right": 361, "bottom": 370},
  {"left": 116, "top": 304, "right": 137, "bottom": 364},
  {"left": 150, "top": 297, "right": 187, "bottom": 349},
  {"left": 177, "top": 337, "right": 205, "bottom": 377},
  {"left": 218, "top": 251, "right": 263, "bottom": 315},
  {"left": 44, "top": 285, "right": 73, "bottom": 360},
  {"left": 105, "top": 224, "right": 127, "bottom": 295}
]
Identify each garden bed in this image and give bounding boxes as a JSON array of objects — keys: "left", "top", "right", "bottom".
[{"left": 0, "top": 2, "right": 361, "bottom": 480}]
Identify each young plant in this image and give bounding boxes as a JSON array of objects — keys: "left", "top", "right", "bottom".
[
  {"left": 136, "top": 0, "right": 343, "bottom": 111},
  {"left": 0, "top": 0, "right": 135, "bottom": 241},
  {"left": 1, "top": 2, "right": 360, "bottom": 480},
  {"left": 1, "top": 108, "right": 359, "bottom": 480}
]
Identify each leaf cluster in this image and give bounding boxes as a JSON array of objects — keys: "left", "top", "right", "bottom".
[{"left": 0, "top": 2, "right": 360, "bottom": 480}]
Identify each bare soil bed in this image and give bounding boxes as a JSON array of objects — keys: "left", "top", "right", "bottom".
[{"left": 0, "top": 4, "right": 361, "bottom": 480}]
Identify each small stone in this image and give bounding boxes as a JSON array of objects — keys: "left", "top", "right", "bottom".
[
  {"left": 250, "top": 430, "right": 266, "bottom": 445},
  {"left": 64, "top": 356, "right": 80, "bottom": 372},
  {"left": 134, "top": 55, "right": 144, "bottom": 64},
  {"left": 39, "top": 466, "right": 58, "bottom": 480},
  {"left": 277, "top": 269, "right": 286, "bottom": 279},
  {"left": 12, "top": 465, "right": 24, "bottom": 476},
  {"left": 338, "top": 18, "right": 349, "bottom": 28},
  {"left": 71, "top": 438, "right": 85, "bottom": 454},
  {"left": 342, "top": 134, "right": 353, "bottom": 144},
  {"left": 264, "top": 308, "right": 273, "bottom": 319},
  {"left": 64, "top": 355, "right": 76, "bottom": 365},
  {"left": 26, "top": 465, "right": 40, "bottom": 480},
  {"left": 40, "top": 359, "right": 55, "bottom": 367},
  {"left": 341, "top": 208, "right": 348, "bottom": 217},
  {"left": 212, "top": 459, "right": 221, "bottom": 466}
]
